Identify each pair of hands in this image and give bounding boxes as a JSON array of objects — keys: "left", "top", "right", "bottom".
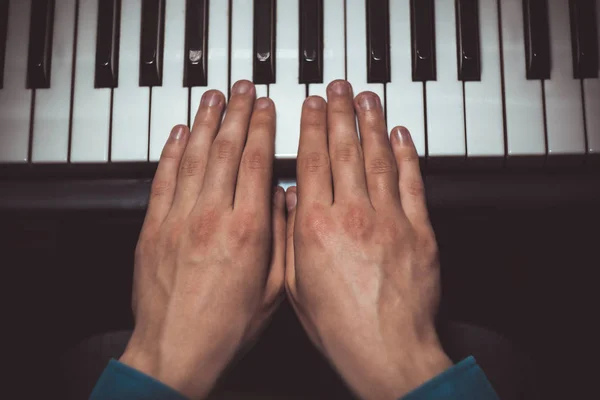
[{"left": 119, "top": 80, "right": 452, "bottom": 400}]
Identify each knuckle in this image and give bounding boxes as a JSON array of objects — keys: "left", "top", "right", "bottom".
[
  {"left": 299, "top": 151, "right": 330, "bottom": 173},
  {"left": 333, "top": 141, "right": 361, "bottom": 163},
  {"left": 242, "top": 148, "right": 269, "bottom": 171},
  {"left": 188, "top": 208, "right": 220, "bottom": 244},
  {"left": 213, "top": 139, "right": 237, "bottom": 163},
  {"left": 180, "top": 155, "right": 205, "bottom": 177},
  {"left": 230, "top": 210, "right": 263, "bottom": 244},
  {"left": 297, "top": 206, "right": 331, "bottom": 241},
  {"left": 401, "top": 149, "right": 419, "bottom": 164},
  {"left": 367, "top": 156, "right": 395, "bottom": 175},
  {"left": 342, "top": 204, "right": 373, "bottom": 239},
  {"left": 150, "top": 179, "right": 172, "bottom": 199},
  {"left": 402, "top": 179, "right": 425, "bottom": 198}
]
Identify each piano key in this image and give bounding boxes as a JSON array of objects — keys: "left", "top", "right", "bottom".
[
  {"left": 140, "top": 0, "right": 165, "bottom": 87},
  {"left": 583, "top": 1, "right": 600, "bottom": 155},
  {"left": 231, "top": 0, "right": 267, "bottom": 98},
  {"left": 190, "top": 0, "right": 229, "bottom": 123},
  {"left": 366, "top": 0, "right": 390, "bottom": 83},
  {"left": 386, "top": 0, "right": 425, "bottom": 157},
  {"left": 544, "top": 0, "right": 586, "bottom": 160},
  {"left": 111, "top": 0, "right": 149, "bottom": 162},
  {"left": 31, "top": 0, "right": 76, "bottom": 163},
  {"left": 184, "top": 0, "right": 208, "bottom": 87},
  {"left": 149, "top": 0, "right": 188, "bottom": 161},
  {"left": 410, "top": 0, "right": 436, "bottom": 81},
  {"left": 569, "top": 0, "right": 599, "bottom": 79},
  {"left": 0, "top": 0, "right": 9, "bottom": 88},
  {"left": 269, "top": 0, "right": 304, "bottom": 158},
  {"left": 0, "top": 0, "right": 32, "bottom": 162},
  {"left": 308, "top": 0, "right": 345, "bottom": 98},
  {"left": 464, "top": 0, "right": 504, "bottom": 160},
  {"left": 523, "top": 0, "right": 551, "bottom": 80},
  {"left": 94, "top": 0, "right": 120, "bottom": 88},
  {"left": 426, "top": 0, "right": 465, "bottom": 159},
  {"left": 346, "top": 0, "right": 384, "bottom": 104},
  {"left": 71, "top": 0, "right": 111, "bottom": 162},
  {"left": 299, "top": 0, "right": 323, "bottom": 84},
  {"left": 455, "top": 0, "right": 481, "bottom": 81},
  {"left": 500, "top": 0, "right": 546, "bottom": 159},
  {"left": 253, "top": 0, "right": 276, "bottom": 85},
  {"left": 27, "top": 0, "right": 55, "bottom": 89}
]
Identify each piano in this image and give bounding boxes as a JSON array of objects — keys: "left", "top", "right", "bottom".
[{"left": 1, "top": 0, "right": 600, "bottom": 211}]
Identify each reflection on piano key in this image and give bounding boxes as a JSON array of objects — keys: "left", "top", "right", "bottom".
[
  {"left": 500, "top": 0, "right": 546, "bottom": 160},
  {"left": 299, "top": 0, "right": 323, "bottom": 84},
  {"left": 426, "top": 0, "right": 465, "bottom": 159},
  {"left": 184, "top": 0, "right": 208, "bottom": 87},
  {"left": 583, "top": 1, "right": 600, "bottom": 155},
  {"left": 545, "top": 0, "right": 586, "bottom": 160},
  {"left": 387, "top": 0, "right": 426, "bottom": 157},
  {"left": 71, "top": 0, "right": 111, "bottom": 162},
  {"left": 27, "top": 0, "right": 54, "bottom": 89},
  {"left": 410, "top": 0, "right": 436, "bottom": 82},
  {"left": 523, "top": 0, "right": 551, "bottom": 80},
  {"left": 253, "top": 0, "right": 276, "bottom": 85},
  {"left": 366, "top": 0, "right": 390, "bottom": 83},
  {"left": 0, "top": 0, "right": 32, "bottom": 163},
  {"left": 190, "top": 0, "right": 229, "bottom": 124},
  {"left": 94, "top": 0, "right": 120, "bottom": 88},
  {"left": 308, "top": 0, "right": 344, "bottom": 98},
  {"left": 149, "top": 0, "right": 188, "bottom": 161},
  {"left": 112, "top": 0, "right": 149, "bottom": 162},
  {"left": 32, "top": 0, "right": 76, "bottom": 163},
  {"left": 140, "top": 0, "right": 165, "bottom": 87},
  {"left": 270, "top": 0, "right": 304, "bottom": 158},
  {"left": 464, "top": 0, "right": 503, "bottom": 162}
]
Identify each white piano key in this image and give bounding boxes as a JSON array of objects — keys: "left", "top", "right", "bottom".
[
  {"left": 583, "top": 2, "right": 600, "bottom": 155},
  {"left": 544, "top": 0, "right": 586, "bottom": 158},
  {"left": 71, "top": 0, "right": 111, "bottom": 162},
  {"left": 190, "top": 0, "right": 229, "bottom": 124},
  {"left": 31, "top": 0, "right": 76, "bottom": 163},
  {"left": 345, "top": 0, "right": 384, "bottom": 105},
  {"left": 0, "top": 0, "right": 32, "bottom": 163},
  {"left": 386, "top": 0, "right": 426, "bottom": 157},
  {"left": 269, "top": 0, "right": 304, "bottom": 158},
  {"left": 230, "top": 0, "right": 267, "bottom": 99},
  {"left": 112, "top": 0, "right": 149, "bottom": 162},
  {"left": 464, "top": 0, "right": 504, "bottom": 159},
  {"left": 426, "top": 0, "right": 465, "bottom": 158},
  {"left": 149, "top": 0, "right": 188, "bottom": 162},
  {"left": 500, "top": 0, "right": 546, "bottom": 159},
  {"left": 308, "top": 0, "right": 345, "bottom": 99}
]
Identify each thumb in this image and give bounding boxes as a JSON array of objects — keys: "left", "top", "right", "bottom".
[
  {"left": 285, "top": 186, "right": 298, "bottom": 295},
  {"left": 264, "top": 186, "right": 286, "bottom": 307}
]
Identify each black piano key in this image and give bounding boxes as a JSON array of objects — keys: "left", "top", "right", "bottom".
[
  {"left": 95, "top": 0, "right": 121, "bottom": 88},
  {"left": 299, "top": 0, "right": 323, "bottom": 84},
  {"left": 27, "top": 0, "right": 55, "bottom": 89},
  {"left": 366, "top": 0, "right": 390, "bottom": 83},
  {"left": 184, "top": 0, "right": 208, "bottom": 87},
  {"left": 569, "top": 0, "right": 599, "bottom": 79},
  {"left": 410, "top": 0, "right": 436, "bottom": 81},
  {"left": 522, "top": 0, "right": 551, "bottom": 80},
  {"left": 455, "top": 0, "right": 481, "bottom": 81},
  {"left": 253, "top": 0, "right": 276, "bottom": 85},
  {"left": 0, "top": 0, "right": 8, "bottom": 89},
  {"left": 139, "top": 0, "right": 165, "bottom": 87}
]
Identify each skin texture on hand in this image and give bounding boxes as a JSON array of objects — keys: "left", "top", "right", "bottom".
[
  {"left": 284, "top": 80, "right": 453, "bottom": 400},
  {"left": 119, "top": 80, "right": 286, "bottom": 399}
]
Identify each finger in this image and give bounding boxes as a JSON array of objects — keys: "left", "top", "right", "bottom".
[
  {"left": 354, "top": 91, "right": 400, "bottom": 210},
  {"left": 297, "top": 96, "right": 333, "bottom": 206},
  {"left": 326, "top": 80, "right": 368, "bottom": 202},
  {"left": 199, "top": 80, "right": 255, "bottom": 208},
  {"left": 263, "top": 186, "right": 286, "bottom": 308},
  {"left": 170, "top": 90, "right": 225, "bottom": 217},
  {"left": 234, "top": 97, "right": 275, "bottom": 213},
  {"left": 390, "top": 127, "right": 429, "bottom": 225},
  {"left": 144, "top": 125, "right": 189, "bottom": 231},
  {"left": 284, "top": 187, "right": 298, "bottom": 296}
]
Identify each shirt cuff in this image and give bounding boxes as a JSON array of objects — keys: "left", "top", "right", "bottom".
[
  {"left": 90, "top": 359, "right": 188, "bottom": 400},
  {"left": 401, "top": 356, "right": 499, "bottom": 400}
]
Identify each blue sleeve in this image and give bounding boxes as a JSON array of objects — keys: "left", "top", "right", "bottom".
[
  {"left": 90, "top": 359, "right": 188, "bottom": 400},
  {"left": 401, "top": 356, "right": 499, "bottom": 400}
]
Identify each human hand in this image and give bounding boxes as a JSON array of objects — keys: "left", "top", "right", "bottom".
[
  {"left": 284, "top": 80, "right": 452, "bottom": 400},
  {"left": 119, "top": 80, "right": 286, "bottom": 399}
]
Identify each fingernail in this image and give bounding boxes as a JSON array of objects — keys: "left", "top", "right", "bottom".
[
  {"left": 394, "top": 127, "right": 413, "bottom": 146},
  {"left": 358, "top": 93, "right": 379, "bottom": 111},
  {"left": 286, "top": 190, "right": 297, "bottom": 211},
  {"left": 233, "top": 80, "right": 252, "bottom": 94},
  {"left": 305, "top": 96, "right": 324, "bottom": 109},
  {"left": 170, "top": 125, "right": 184, "bottom": 140},
  {"left": 201, "top": 91, "right": 221, "bottom": 107},
  {"left": 256, "top": 97, "right": 272, "bottom": 109},
  {"left": 331, "top": 80, "right": 349, "bottom": 95},
  {"left": 273, "top": 186, "right": 284, "bottom": 207}
]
